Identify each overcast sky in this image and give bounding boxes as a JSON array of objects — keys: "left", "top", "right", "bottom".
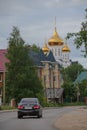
[{"left": 0, "top": 0, "right": 87, "bottom": 68}]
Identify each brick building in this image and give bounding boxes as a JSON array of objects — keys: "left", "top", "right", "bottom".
[
  {"left": 0, "top": 49, "right": 9, "bottom": 105},
  {"left": 29, "top": 49, "right": 64, "bottom": 102}
]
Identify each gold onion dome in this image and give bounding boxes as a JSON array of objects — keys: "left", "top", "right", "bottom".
[
  {"left": 48, "top": 27, "right": 64, "bottom": 46},
  {"left": 62, "top": 44, "right": 70, "bottom": 52},
  {"left": 42, "top": 43, "right": 49, "bottom": 52}
]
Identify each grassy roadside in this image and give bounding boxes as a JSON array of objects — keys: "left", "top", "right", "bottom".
[
  {"left": 0, "top": 105, "right": 16, "bottom": 110},
  {"left": 62, "top": 102, "right": 86, "bottom": 106},
  {"left": 0, "top": 102, "right": 86, "bottom": 110},
  {"left": 43, "top": 101, "right": 86, "bottom": 107}
]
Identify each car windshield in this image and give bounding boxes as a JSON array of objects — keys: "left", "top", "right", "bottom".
[{"left": 21, "top": 98, "right": 38, "bottom": 104}]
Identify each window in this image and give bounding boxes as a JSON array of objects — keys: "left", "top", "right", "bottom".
[
  {"left": 53, "top": 76, "right": 56, "bottom": 81},
  {"left": 0, "top": 74, "right": 2, "bottom": 82},
  {"left": 55, "top": 48, "right": 57, "bottom": 56},
  {"left": 44, "top": 75, "right": 46, "bottom": 82},
  {"left": 52, "top": 48, "right": 53, "bottom": 53},
  {"left": 0, "top": 88, "right": 1, "bottom": 95},
  {"left": 58, "top": 48, "right": 60, "bottom": 56}
]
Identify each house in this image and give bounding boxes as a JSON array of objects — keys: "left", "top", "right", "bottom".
[{"left": 0, "top": 49, "right": 9, "bottom": 105}]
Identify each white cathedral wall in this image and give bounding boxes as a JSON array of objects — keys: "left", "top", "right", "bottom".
[
  {"left": 49, "top": 45, "right": 63, "bottom": 61},
  {"left": 48, "top": 45, "right": 71, "bottom": 68}
]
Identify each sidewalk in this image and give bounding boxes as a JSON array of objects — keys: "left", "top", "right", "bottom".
[{"left": 55, "top": 106, "right": 87, "bottom": 130}]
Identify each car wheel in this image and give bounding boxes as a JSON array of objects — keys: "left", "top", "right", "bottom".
[
  {"left": 40, "top": 114, "right": 42, "bottom": 118},
  {"left": 37, "top": 114, "right": 42, "bottom": 118},
  {"left": 18, "top": 114, "right": 23, "bottom": 119}
]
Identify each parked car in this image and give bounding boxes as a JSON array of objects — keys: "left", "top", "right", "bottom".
[{"left": 17, "top": 98, "right": 42, "bottom": 119}]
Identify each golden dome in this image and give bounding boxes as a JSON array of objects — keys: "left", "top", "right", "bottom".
[
  {"left": 48, "top": 27, "right": 64, "bottom": 46},
  {"left": 42, "top": 43, "right": 49, "bottom": 52},
  {"left": 62, "top": 44, "right": 70, "bottom": 52}
]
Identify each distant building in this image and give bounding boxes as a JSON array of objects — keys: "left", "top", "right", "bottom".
[{"left": 42, "top": 26, "right": 71, "bottom": 68}]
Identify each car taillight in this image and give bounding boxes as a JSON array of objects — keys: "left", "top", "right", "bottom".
[
  {"left": 33, "top": 105, "right": 40, "bottom": 109},
  {"left": 18, "top": 105, "right": 24, "bottom": 109}
]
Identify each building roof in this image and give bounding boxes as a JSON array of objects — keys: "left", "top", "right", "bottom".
[
  {"left": 29, "top": 49, "right": 56, "bottom": 66},
  {"left": 48, "top": 27, "right": 64, "bottom": 46},
  {"left": 39, "top": 49, "right": 47, "bottom": 61},
  {"left": 0, "top": 48, "right": 57, "bottom": 71},
  {"left": 39, "top": 49, "right": 56, "bottom": 63},
  {"left": 62, "top": 44, "right": 70, "bottom": 52},
  {"left": 42, "top": 43, "right": 49, "bottom": 52},
  {"left": 46, "top": 88, "right": 64, "bottom": 98},
  {"left": 29, "top": 50, "right": 43, "bottom": 66},
  {"left": 74, "top": 71, "right": 87, "bottom": 83},
  {"left": 0, "top": 49, "right": 9, "bottom": 72},
  {"left": 47, "top": 51, "right": 56, "bottom": 62}
]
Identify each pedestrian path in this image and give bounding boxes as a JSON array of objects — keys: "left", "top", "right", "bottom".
[{"left": 54, "top": 106, "right": 87, "bottom": 130}]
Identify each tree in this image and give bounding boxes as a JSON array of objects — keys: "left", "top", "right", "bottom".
[
  {"left": 61, "top": 63, "right": 83, "bottom": 82},
  {"left": 61, "top": 63, "right": 84, "bottom": 102},
  {"left": 79, "top": 80, "right": 87, "bottom": 97},
  {"left": 66, "top": 9, "right": 87, "bottom": 57},
  {"left": 32, "top": 44, "right": 40, "bottom": 52},
  {"left": 6, "top": 26, "right": 43, "bottom": 103},
  {"left": 62, "top": 82, "right": 76, "bottom": 102},
  {"left": 27, "top": 44, "right": 40, "bottom": 52}
]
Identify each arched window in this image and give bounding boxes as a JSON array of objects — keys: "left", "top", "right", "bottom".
[{"left": 58, "top": 48, "right": 60, "bottom": 56}]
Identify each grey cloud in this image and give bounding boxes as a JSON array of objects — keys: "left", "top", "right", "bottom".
[{"left": 0, "top": 0, "right": 87, "bottom": 68}]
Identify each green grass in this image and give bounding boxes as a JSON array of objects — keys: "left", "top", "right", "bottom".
[
  {"left": 43, "top": 101, "right": 86, "bottom": 107},
  {"left": 62, "top": 102, "right": 86, "bottom": 106},
  {"left": 0, "top": 102, "right": 86, "bottom": 110},
  {"left": 0, "top": 105, "right": 16, "bottom": 110}
]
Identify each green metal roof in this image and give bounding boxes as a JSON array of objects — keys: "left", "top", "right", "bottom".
[{"left": 74, "top": 71, "right": 87, "bottom": 83}]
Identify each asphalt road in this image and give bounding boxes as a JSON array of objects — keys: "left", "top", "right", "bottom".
[{"left": 0, "top": 107, "right": 76, "bottom": 130}]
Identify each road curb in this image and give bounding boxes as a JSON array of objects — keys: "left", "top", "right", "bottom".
[
  {"left": 0, "top": 106, "right": 86, "bottom": 113},
  {"left": 0, "top": 109, "right": 17, "bottom": 113},
  {"left": 0, "top": 107, "right": 59, "bottom": 113}
]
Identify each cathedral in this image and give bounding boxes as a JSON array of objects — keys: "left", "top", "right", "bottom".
[
  {"left": 30, "top": 25, "right": 71, "bottom": 102},
  {"left": 42, "top": 26, "right": 71, "bottom": 68}
]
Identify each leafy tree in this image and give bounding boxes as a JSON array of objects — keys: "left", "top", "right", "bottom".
[
  {"left": 6, "top": 26, "right": 43, "bottom": 103},
  {"left": 61, "top": 63, "right": 84, "bottom": 102},
  {"left": 27, "top": 44, "right": 40, "bottom": 52},
  {"left": 32, "top": 44, "right": 40, "bottom": 52},
  {"left": 61, "top": 63, "right": 83, "bottom": 82},
  {"left": 66, "top": 9, "right": 87, "bottom": 57},
  {"left": 62, "top": 82, "right": 76, "bottom": 102},
  {"left": 78, "top": 80, "right": 87, "bottom": 97}
]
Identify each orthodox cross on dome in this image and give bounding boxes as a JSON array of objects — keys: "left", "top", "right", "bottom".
[
  {"left": 55, "top": 16, "right": 56, "bottom": 30},
  {"left": 48, "top": 17, "right": 64, "bottom": 46}
]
